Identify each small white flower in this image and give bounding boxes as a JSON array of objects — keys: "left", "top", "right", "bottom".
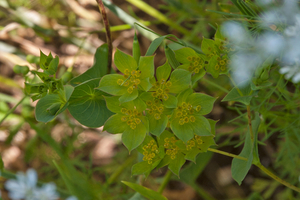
[
  {"left": 33, "top": 183, "right": 59, "bottom": 200},
  {"left": 5, "top": 169, "right": 38, "bottom": 200}
]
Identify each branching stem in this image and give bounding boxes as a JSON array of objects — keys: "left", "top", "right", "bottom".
[{"left": 207, "top": 148, "right": 247, "bottom": 161}]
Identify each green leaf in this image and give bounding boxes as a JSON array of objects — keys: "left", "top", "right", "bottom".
[
  {"left": 170, "top": 119, "right": 193, "bottom": 142},
  {"left": 35, "top": 94, "right": 62, "bottom": 123},
  {"left": 104, "top": 96, "right": 121, "bottom": 113},
  {"left": 191, "top": 69, "right": 206, "bottom": 85},
  {"left": 119, "top": 88, "right": 138, "bottom": 104},
  {"left": 145, "top": 36, "right": 165, "bottom": 56},
  {"left": 103, "top": 114, "right": 127, "bottom": 134},
  {"left": 139, "top": 56, "right": 154, "bottom": 79},
  {"left": 131, "top": 161, "right": 153, "bottom": 176},
  {"left": 208, "top": 119, "right": 218, "bottom": 136},
  {"left": 47, "top": 56, "right": 59, "bottom": 75},
  {"left": 169, "top": 69, "right": 191, "bottom": 93},
  {"left": 198, "top": 136, "right": 216, "bottom": 152},
  {"left": 122, "top": 117, "right": 148, "bottom": 152},
  {"left": 114, "top": 49, "right": 137, "bottom": 73},
  {"left": 222, "top": 83, "right": 253, "bottom": 105},
  {"left": 176, "top": 88, "right": 193, "bottom": 105},
  {"left": 97, "top": 74, "right": 127, "bottom": 95},
  {"left": 148, "top": 114, "right": 168, "bottom": 136},
  {"left": 156, "top": 62, "right": 171, "bottom": 82},
  {"left": 68, "top": 78, "right": 113, "bottom": 128},
  {"left": 190, "top": 116, "right": 212, "bottom": 136},
  {"left": 206, "top": 55, "right": 219, "bottom": 78},
  {"left": 187, "top": 93, "right": 216, "bottom": 115},
  {"left": 168, "top": 152, "right": 186, "bottom": 177},
  {"left": 122, "top": 181, "right": 168, "bottom": 200},
  {"left": 140, "top": 78, "right": 152, "bottom": 92},
  {"left": 174, "top": 47, "right": 197, "bottom": 64},
  {"left": 184, "top": 147, "right": 200, "bottom": 162},
  {"left": 70, "top": 44, "right": 109, "bottom": 86},
  {"left": 201, "top": 38, "right": 217, "bottom": 55},
  {"left": 231, "top": 131, "right": 252, "bottom": 185},
  {"left": 163, "top": 94, "right": 177, "bottom": 108}
]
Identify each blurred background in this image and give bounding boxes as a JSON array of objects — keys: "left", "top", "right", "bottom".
[{"left": 0, "top": 0, "right": 298, "bottom": 199}]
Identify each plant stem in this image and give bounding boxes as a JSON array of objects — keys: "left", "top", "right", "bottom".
[
  {"left": 203, "top": 78, "right": 229, "bottom": 93},
  {"left": 207, "top": 148, "right": 247, "bottom": 161},
  {"left": 246, "top": 105, "right": 254, "bottom": 142},
  {"left": 0, "top": 95, "right": 26, "bottom": 126},
  {"left": 157, "top": 170, "right": 172, "bottom": 194},
  {"left": 96, "top": 0, "right": 112, "bottom": 74},
  {"left": 254, "top": 162, "right": 300, "bottom": 193},
  {"left": 106, "top": 155, "right": 136, "bottom": 185},
  {"left": 228, "top": 74, "right": 243, "bottom": 96}
]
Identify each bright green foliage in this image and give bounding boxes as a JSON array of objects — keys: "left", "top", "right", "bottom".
[
  {"left": 98, "top": 49, "right": 154, "bottom": 103},
  {"left": 68, "top": 79, "right": 113, "bottom": 128},
  {"left": 170, "top": 89, "right": 215, "bottom": 142},
  {"left": 39, "top": 51, "right": 59, "bottom": 75},
  {"left": 103, "top": 97, "right": 149, "bottom": 152},
  {"left": 174, "top": 47, "right": 206, "bottom": 84}
]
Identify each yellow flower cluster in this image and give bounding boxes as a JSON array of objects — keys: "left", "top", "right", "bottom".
[
  {"left": 175, "top": 102, "right": 201, "bottom": 125},
  {"left": 146, "top": 99, "right": 164, "bottom": 120},
  {"left": 164, "top": 137, "right": 179, "bottom": 160},
  {"left": 186, "top": 135, "right": 203, "bottom": 150},
  {"left": 120, "top": 107, "right": 142, "bottom": 129},
  {"left": 117, "top": 69, "right": 141, "bottom": 94},
  {"left": 215, "top": 57, "right": 229, "bottom": 72},
  {"left": 142, "top": 140, "right": 159, "bottom": 164},
  {"left": 187, "top": 56, "right": 204, "bottom": 74},
  {"left": 151, "top": 79, "right": 172, "bottom": 101}
]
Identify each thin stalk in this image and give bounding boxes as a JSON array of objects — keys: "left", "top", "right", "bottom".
[
  {"left": 254, "top": 163, "right": 300, "bottom": 193},
  {"left": 246, "top": 105, "right": 254, "bottom": 142},
  {"left": 0, "top": 95, "right": 26, "bottom": 126},
  {"left": 207, "top": 148, "right": 247, "bottom": 161},
  {"left": 96, "top": 0, "right": 112, "bottom": 74},
  {"left": 157, "top": 170, "right": 172, "bottom": 194},
  {"left": 106, "top": 155, "right": 136, "bottom": 185},
  {"left": 203, "top": 78, "right": 229, "bottom": 93}
]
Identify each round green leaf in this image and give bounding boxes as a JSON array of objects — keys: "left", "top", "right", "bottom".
[
  {"left": 122, "top": 124, "right": 147, "bottom": 152},
  {"left": 119, "top": 88, "right": 138, "bottom": 104},
  {"left": 68, "top": 78, "right": 113, "bottom": 128},
  {"left": 35, "top": 94, "right": 62, "bottom": 123},
  {"left": 97, "top": 74, "right": 127, "bottom": 95},
  {"left": 139, "top": 56, "right": 154, "bottom": 79},
  {"left": 190, "top": 116, "right": 212, "bottom": 136},
  {"left": 174, "top": 47, "right": 197, "bottom": 64},
  {"left": 103, "top": 114, "right": 127, "bottom": 134},
  {"left": 187, "top": 93, "right": 216, "bottom": 115}
]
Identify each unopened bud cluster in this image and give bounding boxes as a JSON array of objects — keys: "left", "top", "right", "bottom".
[
  {"left": 120, "top": 107, "right": 142, "bottom": 129},
  {"left": 151, "top": 79, "right": 172, "bottom": 101},
  {"left": 187, "top": 56, "right": 204, "bottom": 74},
  {"left": 142, "top": 140, "right": 159, "bottom": 164},
  {"left": 117, "top": 69, "right": 141, "bottom": 94},
  {"left": 175, "top": 102, "right": 201, "bottom": 125},
  {"left": 164, "top": 137, "right": 179, "bottom": 160}
]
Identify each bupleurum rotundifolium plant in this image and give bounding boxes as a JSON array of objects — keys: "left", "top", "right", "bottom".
[{"left": 97, "top": 43, "right": 217, "bottom": 176}]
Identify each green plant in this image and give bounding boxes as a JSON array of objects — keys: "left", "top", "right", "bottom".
[{"left": 1, "top": 0, "right": 300, "bottom": 199}]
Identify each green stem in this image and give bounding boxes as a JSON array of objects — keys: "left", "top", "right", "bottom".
[
  {"left": 157, "top": 170, "right": 172, "bottom": 194},
  {"left": 106, "top": 155, "right": 136, "bottom": 185},
  {"left": 254, "top": 163, "right": 300, "bottom": 193},
  {"left": 96, "top": 0, "right": 112, "bottom": 74},
  {"left": 0, "top": 95, "right": 27, "bottom": 126},
  {"left": 203, "top": 78, "right": 229, "bottom": 93},
  {"left": 207, "top": 148, "right": 247, "bottom": 161}
]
